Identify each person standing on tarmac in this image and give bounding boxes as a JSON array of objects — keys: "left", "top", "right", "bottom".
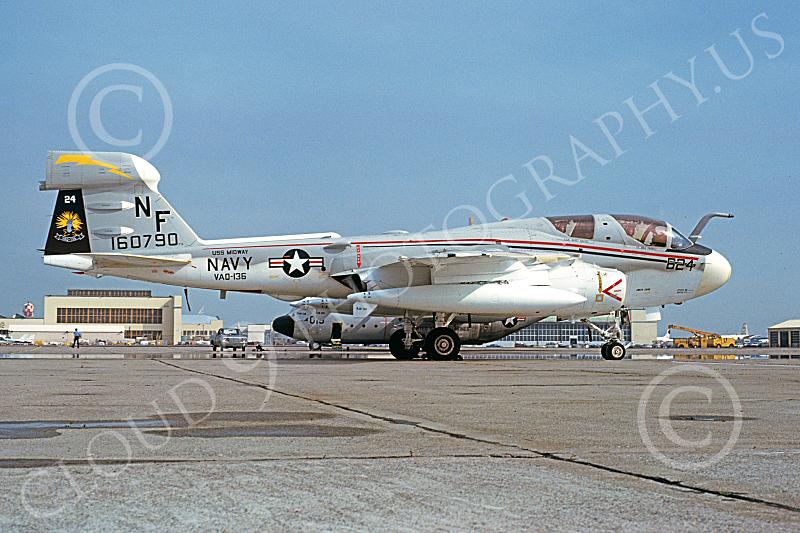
[{"left": 72, "top": 328, "right": 81, "bottom": 350}]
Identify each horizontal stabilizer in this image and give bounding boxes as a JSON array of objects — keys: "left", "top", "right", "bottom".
[
  {"left": 86, "top": 253, "right": 192, "bottom": 269},
  {"left": 44, "top": 252, "right": 192, "bottom": 271}
]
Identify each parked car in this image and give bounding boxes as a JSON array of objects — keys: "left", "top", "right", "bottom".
[
  {"left": 211, "top": 328, "right": 247, "bottom": 356},
  {"left": 745, "top": 336, "right": 769, "bottom": 348}
]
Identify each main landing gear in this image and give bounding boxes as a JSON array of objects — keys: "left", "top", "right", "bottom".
[
  {"left": 389, "top": 314, "right": 463, "bottom": 361},
  {"left": 424, "top": 327, "right": 462, "bottom": 361},
  {"left": 583, "top": 310, "right": 628, "bottom": 361},
  {"left": 389, "top": 330, "right": 420, "bottom": 360}
]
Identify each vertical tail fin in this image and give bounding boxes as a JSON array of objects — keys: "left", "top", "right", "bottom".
[
  {"left": 41, "top": 151, "right": 200, "bottom": 255},
  {"left": 44, "top": 189, "right": 92, "bottom": 255}
]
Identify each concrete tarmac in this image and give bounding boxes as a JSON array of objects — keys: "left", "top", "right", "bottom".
[{"left": 1, "top": 354, "right": 799, "bottom": 531}]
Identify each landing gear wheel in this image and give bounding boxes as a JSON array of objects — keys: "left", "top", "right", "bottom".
[
  {"left": 389, "top": 330, "right": 420, "bottom": 360},
  {"left": 424, "top": 327, "right": 461, "bottom": 361},
  {"left": 603, "top": 341, "right": 626, "bottom": 361}
]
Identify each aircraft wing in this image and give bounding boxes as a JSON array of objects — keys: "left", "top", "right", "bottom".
[
  {"left": 335, "top": 250, "right": 572, "bottom": 286},
  {"left": 343, "top": 249, "right": 592, "bottom": 317},
  {"left": 401, "top": 251, "right": 571, "bottom": 284},
  {"left": 399, "top": 250, "right": 570, "bottom": 266}
]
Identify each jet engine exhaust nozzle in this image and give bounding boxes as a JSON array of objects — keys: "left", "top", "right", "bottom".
[{"left": 272, "top": 315, "right": 296, "bottom": 338}]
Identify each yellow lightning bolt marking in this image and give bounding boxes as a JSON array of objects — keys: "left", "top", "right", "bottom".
[
  {"left": 55, "top": 154, "right": 135, "bottom": 180},
  {"left": 597, "top": 271, "right": 603, "bottom": 293}
]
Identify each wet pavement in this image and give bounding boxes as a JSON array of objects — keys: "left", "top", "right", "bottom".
[
  {"left": 2, "top": 344, "right": 798, "bottom": 361},
  {"left": 1, "top": 356, "right": 799, "bottom": 531}
]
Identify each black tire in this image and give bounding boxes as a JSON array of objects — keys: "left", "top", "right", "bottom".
[
  {"left": 606, "top": 341, "right": 626, "bottom": 361},
  {"left": 424, "top": 327, "right": 461, "bottom": 361},
  {"left": 600, "top": 344, "right": 610, "bottom": 360},
  {"left": 389, "top": 330, "right": 420, "bottom": 360}
]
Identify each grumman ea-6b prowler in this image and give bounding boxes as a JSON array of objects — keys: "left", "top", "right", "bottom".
[{"left": 40, "top": 151, "right": 733, "bottom": 361}]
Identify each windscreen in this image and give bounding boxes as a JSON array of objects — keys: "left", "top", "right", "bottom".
[
  {"left": 670, "top": 228, "right": 693, "bottom": 250},
  {"left": 612, "top": 215, "right": 668, "bottom": 247}
]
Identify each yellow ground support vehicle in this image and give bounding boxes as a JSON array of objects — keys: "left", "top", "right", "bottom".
[{"left": 668, "top": 324, "right": 737, "bottom": 348}]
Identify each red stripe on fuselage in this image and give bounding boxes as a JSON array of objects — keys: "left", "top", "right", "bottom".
[{"left": 351, "top": 238, "right": 700, "bottom": 261}]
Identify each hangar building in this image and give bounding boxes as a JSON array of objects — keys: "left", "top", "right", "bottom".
[
  {"left": 768, "top": 320, "right": 800, "bottom": 348},
  {"left": 0, "top": 289, "right": 223, "bottom": 345},
  {"left": 504, "top": 309, "right": 658, "bottom": 346}
]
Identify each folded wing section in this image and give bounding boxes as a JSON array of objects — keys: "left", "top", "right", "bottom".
[{"left": 344, "top": 250, "right": 626, "bottom": 318}]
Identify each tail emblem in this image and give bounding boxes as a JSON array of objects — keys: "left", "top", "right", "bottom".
[{"left": 54, "top": 211, "right": 86, "bottom": 243}]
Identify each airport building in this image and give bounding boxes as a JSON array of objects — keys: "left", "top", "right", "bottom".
[
  {"left": 504, "top": 310, "right": 658, "bottom": 346},
  {"left": 0, "top": 289, "right": 224, "bottom": 345},
  {"left": 181, "top": 314, "right": 225, "bottom": 342},
  {"left": 768, "top": 320, "right": 800, "bottom": 348},
  {"left": 245, "top": 324, "right": 277, "bottom": 346}
]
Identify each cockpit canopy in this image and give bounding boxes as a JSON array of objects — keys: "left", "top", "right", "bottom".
[
  {"left": 545, "top": 214, "right": 693, "bottom": 250},
  {"left": 546, "top": 215, "right": 595, "bottom": 240}
]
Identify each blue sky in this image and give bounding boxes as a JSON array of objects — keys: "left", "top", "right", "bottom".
[{"left": 0, "top": 1, "right": 796, "bottom": 334}]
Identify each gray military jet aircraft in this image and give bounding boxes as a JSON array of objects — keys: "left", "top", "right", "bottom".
[
  {"left": 40, "top": 151, "right": 732, "bottom": 360},
  {"left": 273, "top": 297, "right": 539, "bottom": 358}
]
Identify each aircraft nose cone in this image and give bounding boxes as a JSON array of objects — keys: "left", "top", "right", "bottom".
[
  {"left": 696, "top": 250, "right": 732, "bottom": 296},
  {"left": 271, "top": 315, "right": 295, "bottom": 338}
]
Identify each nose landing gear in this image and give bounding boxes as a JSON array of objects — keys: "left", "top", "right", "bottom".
[
  {"left": 583, "top": 310, "right": 628, "bottom": 361},
  {"left": 600, "top": 340, "right": 626, "bottom": 361}
]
